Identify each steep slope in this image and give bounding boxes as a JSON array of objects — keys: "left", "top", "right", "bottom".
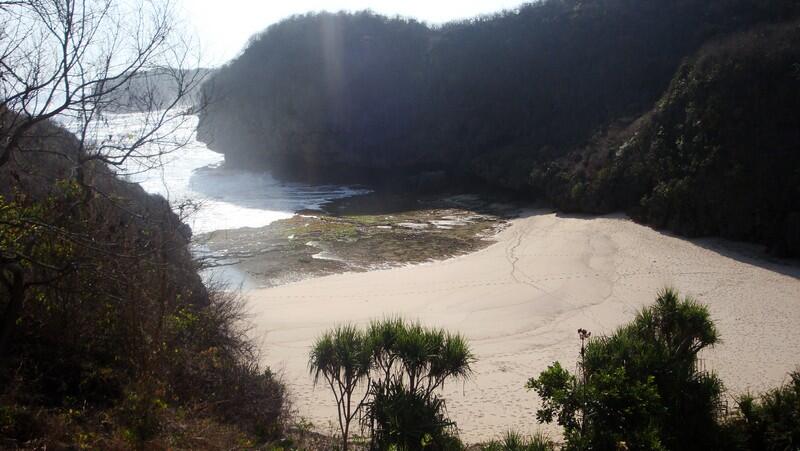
[
  {"left": 198, "top": 0, "right": 796, "bottom": 182},
  {"left": 538, "top": 20, "right": 800, "bottom": 255},
  {"left": 0, "top": 114, "right": 284, "bottom": 447},
  {"left": 197, "top": 12, "right": 433, "bottom": 181}
]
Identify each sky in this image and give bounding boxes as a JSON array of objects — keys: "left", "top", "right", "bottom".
[{"left": 175, "top": 1, "right": 527, "bottom": 66}]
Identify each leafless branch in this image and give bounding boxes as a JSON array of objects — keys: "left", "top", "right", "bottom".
[{"left": 0, "top": 0, "right": 206, "bottom": 171}]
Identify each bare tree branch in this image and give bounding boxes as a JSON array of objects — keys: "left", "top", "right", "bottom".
[{"left": 0, "top": 0, "right": 207, "bottom": 356}]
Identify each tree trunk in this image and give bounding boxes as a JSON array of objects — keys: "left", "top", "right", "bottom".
[{"left": 343, "top": 389, "right": 351, "bottom": 451}]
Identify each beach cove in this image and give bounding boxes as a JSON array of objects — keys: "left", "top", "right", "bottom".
[{"left": 245, "top": 211, "right": 800, "bottom": 443}]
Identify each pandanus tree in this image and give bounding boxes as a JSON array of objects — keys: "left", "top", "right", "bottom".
[
  {"left": 368, "top": 319, "right": 475, "bottom": 394},
  {"left": 368, "top": 321, "right": 474, "bottom": 449},
  {"left": 309, "top": 325, "right": 372, "bottom": 451},
  {"left": 367, "top": 317, "right": 405, "bottom": 385},
  {"left": 310, "top": 318, "right": 475, "bottom": 450}
]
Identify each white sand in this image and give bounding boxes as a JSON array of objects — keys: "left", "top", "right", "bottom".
[{"left": 245, "top": 211, "right": 800, "bottom": 443}]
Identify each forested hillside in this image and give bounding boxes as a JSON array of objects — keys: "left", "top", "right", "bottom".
[
  {"left": 197, "top": 12, "right": 434, "bottom": 180},
  {"left": 536, "top": 21, "right": 800, "bottom": 256},
  {"left": 197, "top": 0, "right": 800, "bottom": 256},
  {"left": 0, "top": 112, "right": 284, "bottom": 447}
]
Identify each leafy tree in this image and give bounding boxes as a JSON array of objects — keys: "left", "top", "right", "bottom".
[
  {"left": 390, "top": 322, "right": 474, "bottom": 397},
  {"left": 527, "top": 288, "right": 724, "bottom": 450},
  {"left": 0, "top": 2, "right": 286, "bottom": 446},
  {"left": 367, "top": 317, "right": 406, "bottom": 384},
  {"left": 0, "top": 0, "right": 203, "bottom": 358},
  {"left": 0, "top": 120, "right": 286, "bottom": 445}
]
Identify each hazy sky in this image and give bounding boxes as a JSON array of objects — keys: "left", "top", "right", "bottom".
[{"left": 176, "top": 1, "right": 527, "bottom": 66}]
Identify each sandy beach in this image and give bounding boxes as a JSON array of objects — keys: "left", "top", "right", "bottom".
[{"left": 245, "top": 210, "right": 800, "bottom": 443}]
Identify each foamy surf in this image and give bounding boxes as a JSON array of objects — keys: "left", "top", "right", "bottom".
[{"left": 78, "top": 112, "right": 369, "bottom": 234}]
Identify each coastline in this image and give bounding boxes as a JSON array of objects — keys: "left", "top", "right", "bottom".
[
  {"left": 195, "top": 192, "right": 518, "bottom": 288},
  {"left": 243, "top": 210, "right": 800, "bottom": 443}
]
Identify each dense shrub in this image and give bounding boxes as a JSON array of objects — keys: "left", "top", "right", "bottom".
[
  {"left": 527, "top": 288, "right": 726, "bottom": 450},
  {"left": 725, "top": 371, "right": 800, "bottom": 450},
  {"left": 366, "top": 380, "right": 460, "bottom": 451}
]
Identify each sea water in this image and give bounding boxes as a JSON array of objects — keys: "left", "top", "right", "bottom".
[{"left": 71, "top": 112, "right": 368, "bottom": 287}]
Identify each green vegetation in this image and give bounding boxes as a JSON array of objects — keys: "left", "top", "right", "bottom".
[
  {"left": 309, "top": 318, "right": 474, "bottom": 450},
  {"left": 480, "top": 431, "right": 556, "bottom": 451},
  {"left": 528, "top": 288, "right": 723, "bottom": 449},
  {"left": 0, "top": 0, "right": 288, "bottom": 445},
  {"left": 309, "top": 325, "right": 372, "bottom": 450},
  {"left": 303, "top": 291, "right": 799, "bottom": 450},
  {"left": 538, "top": 21, "right": 800, "bottom": 256},
  {"left": 527, "top": 288, "right": 800, "bottom": 450},
  {"left": 4, "top": 0, "right": 800, "bottom": 447},
  {"left": 0, "top": 116, "right": 285, "bottom": 447},
  {"left": 198, "top": 0, "right": 800, "bottom": 256},
  {"left": 727, "top": 371, "right": 800, "bottom": 450}
]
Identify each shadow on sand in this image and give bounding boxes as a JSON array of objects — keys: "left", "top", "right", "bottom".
[{"left": 554, "top": 211, "right": 800, "bottom": 280}]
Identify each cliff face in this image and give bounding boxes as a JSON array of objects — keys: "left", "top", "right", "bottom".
[
  {"left": 196, "top": 12, "right": 434, "bottom": 183},
  {"left": 196, "top": 0, "right": 800, "bottom": 254}
]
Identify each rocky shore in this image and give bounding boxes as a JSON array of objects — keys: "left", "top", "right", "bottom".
[{"left": 195, "top": 192, "right": 519, "bottom": 288}]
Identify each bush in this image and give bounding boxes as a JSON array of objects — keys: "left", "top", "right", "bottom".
[
  {"left": 366, "top": 380, "right": 460, "bottom": 450},
  {"left": 527, "top": 288, "right": 725, "bottom": 450},
  {"left": 726, "top": 370, "right": 800, "bottom": 450},
  {"left": 481, "top": 430, "right": 556, "bottom": 451}
]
